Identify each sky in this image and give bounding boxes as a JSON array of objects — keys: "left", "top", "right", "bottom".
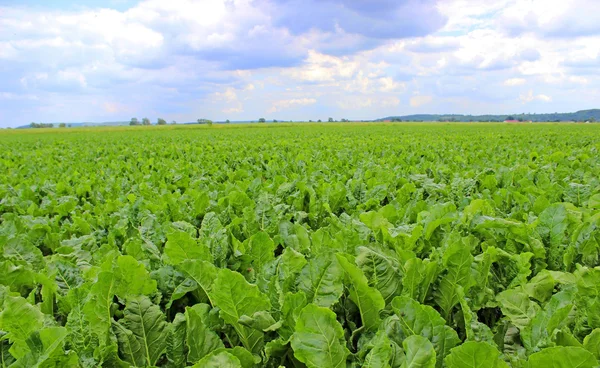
[{"left": 1, "top": 0, "right": 600, "bottom": 127}]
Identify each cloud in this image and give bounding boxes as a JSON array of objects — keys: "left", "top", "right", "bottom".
[
  {"left": 268, "top": 98, "right": 317, "bottom": 113},
  {"left": 504, "top": 78, "right": 526, "bottom": 86},
  {"left": 2, "top": 0, "right": 600, "bottom": 126},
  {"left": 410, "top": 95, "right": 433, "bottom": 107},
  {"left": 498, "top": 0, "right": 600, "bottom": 38},
  {"left": 519, "top": 90, "right": 552, "bottom": 103},
  {"left": 265, "top": 0, "right": 446, "bottom": 40}
]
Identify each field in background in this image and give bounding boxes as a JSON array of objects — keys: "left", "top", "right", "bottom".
[{"left": 1, "top": 123, "right": 600, "bottom": 367}]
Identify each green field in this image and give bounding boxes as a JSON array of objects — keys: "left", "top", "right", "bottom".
[{"left": 1, "top": 123, "right": 600, "bottom": 367}]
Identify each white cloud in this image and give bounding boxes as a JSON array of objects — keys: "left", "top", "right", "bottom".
[
  {"left": 268, "top": 98, "right": 317, "bottom": 113},
  {"left": 223, "top": 106, "right": 244, "bottom": 114},
  {"left": 213, "top": 87, "right": 238, "bottom": 102},
  {"left": 504, "top": 78, "right": 526, "bottom": 86},
  {"left": 519, "top": 90, "right": 552, "bottom": 103},
  {"left": 410, "top": 95, "right": 433, "bottom": 107}
]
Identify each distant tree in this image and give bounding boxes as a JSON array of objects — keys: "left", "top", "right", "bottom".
[
  {"left": 157, "top": 118, "right": 167, "bottom": 125},
  {"left": 506, "top": 116, "right": 515, "bottom": 121},
  {"left": 258, "top": 118, "right": 266, "bottom": 123},
  {"left": 30, "top": 122, "right": 38, "bottom": 128},
  {"left": 59, "top": 123, "right": 66, "bottom": 128},
  {"left": 309, "top": 120, "right": 313, "bottom": 122},
  {"left": 171, "top": 121, "right": 177, "bottom": 125},
  {"left": 590, "top": 117, "right": 596, "bottom": 122},
  {"left": 225, "top": 119, "right": 230, "bottom": 124},
  {"left": 130, "top": 118, "right": 140, "bottom": 126},
  {"left": 67, "top": 124, "right": 72, "bottom": 128},
  {"left": 317, "top": 119, "right": 322, "bottom": 122},
  {"left": 197, "top": 119, "right": 213, "bottom": 125},
  {"left": 142, "top": 118, "right": 151, "bottom": 126},
  {"left": 273, "top": 119, "right": 278, "bottom": 123},
  {"left": 328, "top": 117, "right": 334, "bottom": 122},
  {"left": 518, "top": 118, "right": 524, "bottom": 122}
]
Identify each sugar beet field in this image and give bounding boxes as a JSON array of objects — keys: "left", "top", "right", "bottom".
[{"left": 1, "top": 123, "right": 600, "bottom": 367}]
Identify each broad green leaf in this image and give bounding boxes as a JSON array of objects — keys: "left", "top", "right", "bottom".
[
  {"left": 83, "top": 271, "right": 115, "bottom": 345},
  {"left": 521, "top": 290, "right": 574, "bottom": 352},
  {"left": 363, "top": 331, "right": 392, "bottom": 368},
  {"left": 536, "top": 203, "right": 568, "bottom": 270},
  {"left": 166, "top": 313, "right": 187, "bottom": 368},
  {"left": 278, "top": 291, "right": 307, "bottom": 340},
  {"left": 179, "top": 259, "right": 218, "bottom": 304},
  {"left": 113, "top": 255, "right": 157, "bottom": 298},
  {"left": 526, "top": 346, "right": 598, "bottom": 368},
  {"left": 212, "top": 347, "right": 256, "bottom": 368},
  {"left": 211, "top": 268, "right": 270, "bottom": 353},
  {"left": 0, "top": 294, "right": 44, "bottom": 359},
  {"left": 356, "top": 245, "right": 403, "bottom": 304},
  {"left": 10, "top": 327, "right": 70, "bottom": 368},
  {"left": 434, "top": 241, "right": 474, "bottom": 319},
  {"left": 583, "top": 329, "right": 600, "bottom": 360},
  {"left": 401, "top": 335, "right": 436, "bottom": 368},
  {"left": 192, "top": 350, "right": 243, "bottom": 368},
  {"left": 444, "top": 341, "right": 508, "bottom": 368},
  {"left": 186, "top": 304, "right": 224, "bottom": 363},
  {"left": 247, "top": 231, "right": 275, "bottom": 273},
  {"left": 402, "top": 258, "right": 438, "bottom": 304},
  {"left": 291, "top": 304, "right": 349, "bottom": 368},
  {"left": 390, "top": 296, "right": 459, "bottom": 366},
  {"left": 391, "top": 296, "right": 446, "bottom": 340},
  {"left": 297, "top": 254, "right": 344, "bottom": 307},
  {"left": 496, "top": 289, "right": 540, "bottom": 329},
  {"left": 238, "top": 310, "right": 280, "bottom": 332},
  {"left": 163, "top": 230, "right": 212, "bottom": 265},
  {"left": 336, "top": 254, "right": 385, "bottom": 331},
  {"left": 113, "top": 295, "right": 168, "bottom": 367}
]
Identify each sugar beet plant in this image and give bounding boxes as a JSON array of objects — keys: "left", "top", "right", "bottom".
[{"left": 0, "top": 124, "right": 599, "bottom": 367}]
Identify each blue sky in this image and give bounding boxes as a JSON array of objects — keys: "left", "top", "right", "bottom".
[{"left": 1, "top": 0, "right": 599, "bottom": 126}]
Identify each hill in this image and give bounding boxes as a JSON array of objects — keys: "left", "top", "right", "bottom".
[{"left": 378, "top": 109, "right": 600, "bottom": 122}]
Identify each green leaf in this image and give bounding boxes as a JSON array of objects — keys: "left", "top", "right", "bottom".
[
  {"left": 212, "top": 347, "right": 256, "bottom": 368},
  {"left": 192, "top": 350, "right": 243, "bottom": 368},
  {"left": 186, "top": 304, "right": 224, "bottom": 363},
  {"left": 496, "top": 289, "right": 540, "bottom": 329},
  {"left": 444, "top": 341, "right": 508, "bottom": 368},
  {"left": 10, "top": 327, "right": 71, "bottom": 368},
  {"left": 291, "top": 304, "right": 349, "bottom": 368},
  {"left": 521, "top": 290, "right": 574, "bottom": 352},
  {"left": 0, "top": 294, "right": 44, "bottom": 359},
  {"left": 113, "top": 295, "right": 168, "bottom": 367},
  {"left": 536, "top": 203, "right": 568, "bottom": 270},
  {"left": 238, "top": 310, "right": 280, "bottom": 332},
  {"left": 336, "top": 254, "right": 385, "bottom": 331},
  {"left": 401, "top": 335, "right": 436, "bottom": 368},
  {"left": 356, "top": 245, "right": 403, "bottom": 304},
  {"left": 166, "top": 313, "right": 187, "bottom": 368},
  {"left": 1, "top": 337, "right": 16, "bottom": 367},
  {"left": 583, "top": 329, "right": 600, "bottom": 360},
  {"left": 401, "top": 258, "right": 438, "bottom": 304},
  {"left": 211, "top": 268, "right": 271, "bottom": 353},
  {"left": 163, "top": 230, "right": 212, "bottom": 265},
  {"left": 390, "top": 296, "right": 459, "bottom": 367},
  {"left": 113, "top": 255, "right": 157, "bottom": 298},
  {"left": 363, "top": 331, "right": 392, "bottom": 368},
  {"left": 297, "top": 254, "right": 344, "bottom": 307},
  {"left": 179, "top": 259, "right": 217, "bottom": 303},
  {"left": 247, "top": 231, "right": 275, "bottom": 273},
  {"left": 434, "top": 241, "right": 474, "bottom": 319},
  {"left": 278, "top": 291, "right": 307, "bottom": 340},
  {"left": 526, "top": 346, "right": 598, "bottom": 368},
  {"left": 83, "top": 271, "right": 115, "bottom": 345}
]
